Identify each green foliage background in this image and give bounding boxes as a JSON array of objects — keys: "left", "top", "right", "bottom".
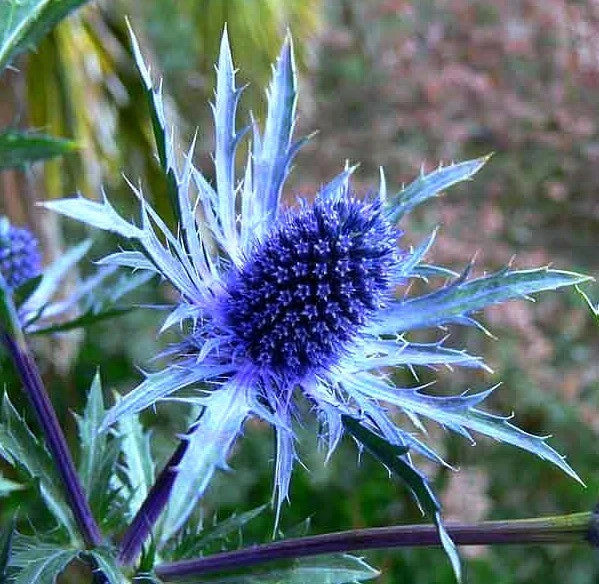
[{"left": 1, "top": 1, "right": 598, "bottom": 583}]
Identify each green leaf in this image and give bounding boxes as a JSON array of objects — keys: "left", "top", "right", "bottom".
[
  {"left": 89, "top": 440, "right": 124, "bottom": 532},
  {"left": 205, "top": 554, "right": 379, "bottom": 584},
  {"left": 138, "top": 537, "right": 157, "bottom": 579},
  {"left": 342, "top": 416, "right": 431, "bottom": 510},
  {"left": 76, "top": 378, "right": 123, "bottom": 527},
  {"left": 118, "top": 409, "right": 154, "bottom": 517},
  {"left": 0, "top": 473, "right": 22, "bottom": 496},
  {"left": 386, "top": 155, "right": 491, "bottom": 222},
  {"left": 10, "top": 536, "right": 79, "bottom": 584},
  {"left": 193, "top": 505, "right": 268, "bottom": 550},
  {"left": 0, "top": 0, "right": 89, "bottom": 72},
  {"left": 281, "top": 517, "right": 312, "bottom": 539},
  {"left": 76, "top": 371, "right": 105, "bottom": 495},
  {"left": 0, "top": 517, "right": 15, "bottom": 580},
  {"left": 173, "top": 505, "right": 267, "bottom": 560},
  {"left": 0, "top": 393, "right": 78, "bottom": 541},
  {"left": 11, "top": 275, "right": 42, "bottom": 309},
  {"left": 88, "top": 548, "right": 128, "bottom": 584},
  {"left": 0, "top": 130, "right": 76, "bottom": 168},
  {"left": 29, "top": 306, "right": 134, "bottom": 335},
  {"left": 342, "top": 415, "right": 462, "bottom": 582}
]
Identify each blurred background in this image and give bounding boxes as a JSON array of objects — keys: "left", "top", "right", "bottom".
[{"left": 1, "top": 1, "right": 598, "bottom": 582}]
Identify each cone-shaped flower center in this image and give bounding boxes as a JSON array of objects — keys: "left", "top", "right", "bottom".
[
  {"left": 224, "top": 197, "right": 398, "bottom": 379},
  {"left": 0, "top": 221, "right": 42, "bottom": 290}
]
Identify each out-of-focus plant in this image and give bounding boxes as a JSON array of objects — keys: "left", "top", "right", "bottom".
[
  {"left": 25, "top": 8, "right": 159, "bottom": 201},
  {"left": 307, "top": 18, "right": 599, "bottom": 575},
  {"left": 312, "top": 0, "right": 599, "bottom": 265},
  {"left": 2, "top": 1, "right": 159, "bottom": 376},
  {"left": 0, "top": 0, "right": 84, "bottom": 176},
  {"left": 0, "top": 0, "right": 90, "bottom": 71},
  {"left": 1, "top": 0, "right": 94, "bottom": 369},
  {"left": 0, "top": 10, "right": 133, "bottom": 582},
  {"left": 0, "top": 0, "right": 88, "bottom": 172},
  {"left": 22, "top": 0, "right": 321, "bottom": 214},
  {"left": 9, "top": 0, "right": 322, "bottom": 261}
]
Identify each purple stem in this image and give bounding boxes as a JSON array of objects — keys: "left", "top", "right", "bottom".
[
  {"left": 1, "top": 331, "right": 103, "bottom": 548},
  {"left": 155, "top": 510, "right": 598, "bottom": 580},
  {"left": 118, "top": 434, "right": 190, "bottom": 565},
  {"left": 0, "top": 277, "right": 102, "bottom": 548}
]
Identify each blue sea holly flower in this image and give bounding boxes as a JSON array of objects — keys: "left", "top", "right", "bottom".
[
  {"left": 44, "top": 25, "right": 591, "bottom": 559},
  {"left": 0, "top": 215, "right": 149, "bottom": 335},
  {"left": 222, "top": 196, "right": 400, "bottom": 382},
  {"left": 0, "top": 216, "right": 42, "bottom": 290}
]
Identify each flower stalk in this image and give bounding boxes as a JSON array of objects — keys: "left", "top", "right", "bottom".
[
  {"left": 154, "top": 509, "right": 599, "bottom": 580},
  {"left": 0, "top": 276, "right": 103, "bottom": 548},
  {"left": 118, "top": 437, "right": 189, "bottom": 565}
]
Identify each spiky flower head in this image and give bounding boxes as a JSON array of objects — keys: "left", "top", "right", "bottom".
[
  {"left": 45, "top": 25, "right": 591, "bottom": 564},
  {"left": 0, "top": 217, "right": 41, "bottom": 290},
  {"left": 223, "top": 197, "right": 399, "bottom": 381}
]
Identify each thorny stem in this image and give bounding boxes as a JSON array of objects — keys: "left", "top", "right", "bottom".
[
  {"left": 118, "top": 436, "right": 190, "bottom": 565},
  {"left": 155, "top": 509, "right": 599, "bottom": 580},
  {"left": 0, "top": 278, "right": 103, "bottom": 548}
]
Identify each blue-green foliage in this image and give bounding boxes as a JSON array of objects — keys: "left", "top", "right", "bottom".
[
  {"left": 9, "top": 536, "right": 79, "bottom": 584},
  {"left": 10, "top": 237, "right": 150, "bottom": 335},
  {"left": 0, "top": 393, "right": 79, "bottom": 542},
  {"left": 385, "top": 156, "right": 491, "bottom": 222}
]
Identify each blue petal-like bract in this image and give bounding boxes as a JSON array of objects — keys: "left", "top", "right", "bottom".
[
  {"left": 386, "top": 156, "right": 491, "bottom": 222},
  {"left": 212, "top": 27, "right": 244, "bottom": 259},
  {"left": 98, "top": 362, "right": 235, "bottom": 432},
  {"left": 160, "top": 382, "right": 250, "bottom": 541},
  {"left": 20, "top": 239, "right": 90, "bottom": 319},
  {"left": 273, "top": 422, "right": 296, "bottom": 530},
  {"left": 252, "top": 33, "right": 299, "bottom": 233},
  {"left": 369, "top": 266, "right": 592, "bottom": 335},
  {"left": 342, "top": 338, "right": 489, "bottom": 374},
  {"left": 341, "top": 372, "right": 582, "bottom": 483},
  {"left": 318, "top": 164, "right": 358, "bottom": 203}
]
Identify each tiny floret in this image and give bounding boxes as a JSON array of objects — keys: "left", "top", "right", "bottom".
[
  {"left": 0, "top": 218, "right": 42, "bottom": 290},
  {"left": 222, "top": 198, "right": 398, "bottom": 380}
]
